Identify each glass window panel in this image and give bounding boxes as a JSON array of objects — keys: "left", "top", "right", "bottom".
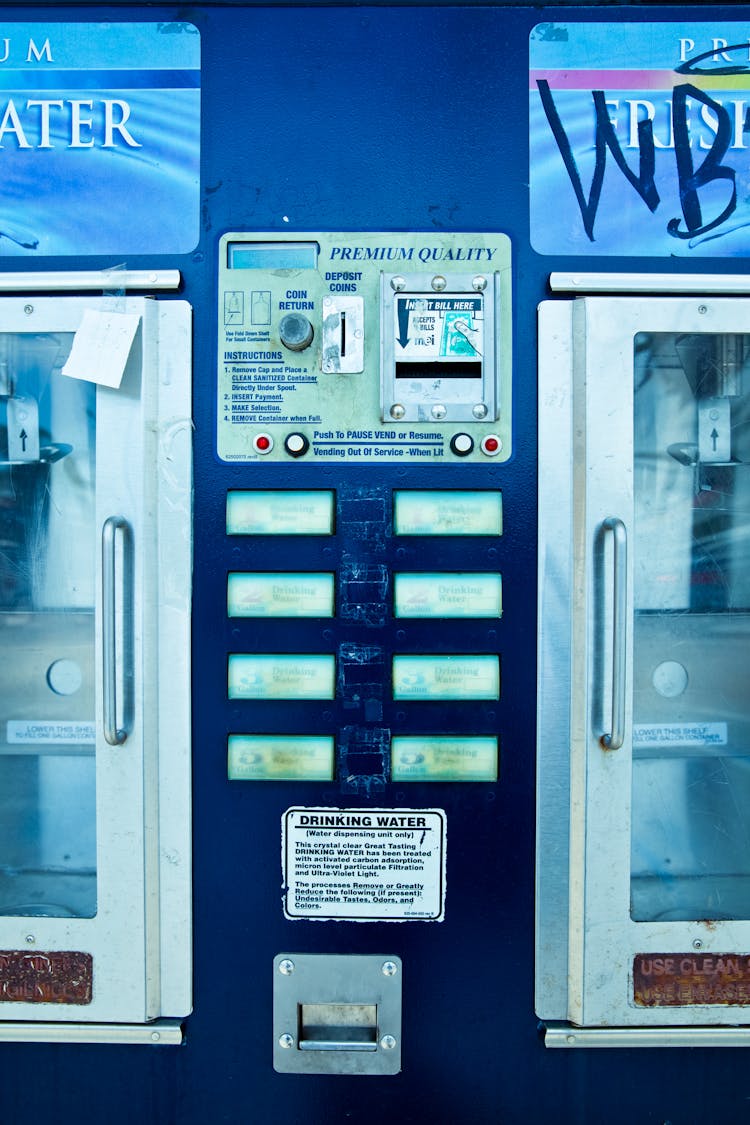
[
  {"left": 631, "top": 331, "right": 750, "bottom": 922},
  {"left": 0, "top": 333, "right": 97, "bottom": 918}
]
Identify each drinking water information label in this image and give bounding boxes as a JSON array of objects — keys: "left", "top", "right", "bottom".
[{"left": 282, "top": 807, "right": 446, "bottom": 921}]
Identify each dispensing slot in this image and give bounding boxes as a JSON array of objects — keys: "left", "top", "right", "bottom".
[{"left": 298, "top": 1003, "right": 378, "bottom": 1051}]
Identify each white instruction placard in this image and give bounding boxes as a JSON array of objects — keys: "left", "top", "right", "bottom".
[{"left": 282, "top": 807, "right": 446, "bottom": 921}]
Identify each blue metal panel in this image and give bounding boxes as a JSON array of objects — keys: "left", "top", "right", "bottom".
[{"left": 0, "top": 3, "right": 748, "bottom": 1123}]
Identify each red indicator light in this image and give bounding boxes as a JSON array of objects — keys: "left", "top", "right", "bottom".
[
  {"left": 481, "top": 435, "right": 502, "bottom": 457},
  {"left": 254, "top": 433, "right": 273, "bottom": 454}
]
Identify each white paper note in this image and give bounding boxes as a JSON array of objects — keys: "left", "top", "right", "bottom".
[{"left": 62, "top": 308, "right": 141, "bottom": 388}]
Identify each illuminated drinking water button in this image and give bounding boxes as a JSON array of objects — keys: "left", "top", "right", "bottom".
[
  {"left": 279, "top": 312, "right": 314, "bottom": 352},
  {"left": 285, "top": 432, "right": 309, "bottom": 458},
  {"left": 253, "top": 433, "right": 274, "bottom": 455},
  {"left": 481, "top": 435, "right": 502, "bottom": 457},
  {"left": 450, "top": 433, "right": 474, "bottom": 457}
]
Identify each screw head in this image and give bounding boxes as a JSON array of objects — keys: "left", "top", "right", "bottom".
[
  {"left": 380, "top": 1035, "right": 397, "bottom": 1050},
  {"left": 698, "top": 304, "right": 708, "bottom": 314},
  {"left": 23, "top": 304, "right": 33, "bottom": 315},
  {"left": 693, "top": 938, "right": 703, "bottom": 950},
  {"left": 381, "top": 961, "right": 398, "bottom": 977},
  {"left": 390, "top": 276, "right": 406, "bottom": 292},
  {"left": 472, "top": 275, "right": 488, "bottom": 291},
  {"left": 278, "top": 1033, "right": 295, "bottom": 1049},
  {"left": 25, "top": 934, "right": 35, "bottom": 945},
  {"left": 390, "top": 403, "right": 406, "bottom": 420},
  {"left": 473, "top": 403, "right": 488, "bottom": 419},
  {"left": 431, "top": 275, "right": 447, "bottom": 292},
  {"left": 278, "top": 958, "right": 295, "bottom": 975}
]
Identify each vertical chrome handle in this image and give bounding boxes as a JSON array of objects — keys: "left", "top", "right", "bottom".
[
  {"left": 601, "top": 517, "right": 627, "bottom": 751},
  {"left": 102, "top": 515, "right": 132, "bottom": 746}
]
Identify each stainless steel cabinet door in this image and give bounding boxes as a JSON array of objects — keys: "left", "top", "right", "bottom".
[
  {"left": 539, "top": 296, "right": 750, "bottom": 1030},
  {"left": 0, "top": 297, "right": 191, "bottom": 1026}
]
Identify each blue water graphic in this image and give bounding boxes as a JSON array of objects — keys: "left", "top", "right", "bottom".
[{"left": 0, "top": 88, "right": 200, "bottom": 255}]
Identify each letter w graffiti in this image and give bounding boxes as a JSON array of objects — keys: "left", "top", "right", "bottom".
[{"left": 536, "top": 80, "right": 659, "bottom": 241}]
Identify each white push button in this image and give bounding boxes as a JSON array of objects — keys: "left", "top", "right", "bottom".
[
  {"left": 450, "top": 433, "right": 474, "bottom": 456},
  {"left": 285, "top": 432, "right": 309, "bottom": 457}
]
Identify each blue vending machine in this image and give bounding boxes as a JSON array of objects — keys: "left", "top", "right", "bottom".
[{"left": 0, "top": 4, "right": 749, "bottom": 1122}]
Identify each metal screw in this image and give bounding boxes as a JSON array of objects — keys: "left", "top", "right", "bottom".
[
  {"left": 23, "top": 304, "right": 33, "bottom": 315},
  {"left": 278, "top": 1033, "right": 295, "bottom": 1049},
  {"left": 698, "top": 305, "right": 708, "bottom": 314},
  {"left": 432, "top": 275, "right": 447, "bottom": 292},
  {"left": 390, "top": 276, "right": 406, "bottom": 292},
  {"left": 693, "top": 938, "right": 703, "bottom": 950},
  {"left": 382, "top": 961, "right": 398, "bottom": 977},
  {"left": 278, "top": 959, "right": 295, "bottom": 975},
  {"left": 25, "top": 935, "right": 35, "bottom": 945},
  {"left": 151, "top": 1032, "right": 161, "bottom": 1042},
  {"left": 390, "top": 403, "right": 406, "bottom": 420},
  {"left": 380, "top": 1035, "right": 397, "bottom": 1050},
  {"left": 472, "top": 276, "right": 488, "bottom": 291},
  {"left": 473, "top": 403, "right": 488, "bottom": 419},
  {"left": 431, "top": 404, "right": 447, "bottom": 420}
]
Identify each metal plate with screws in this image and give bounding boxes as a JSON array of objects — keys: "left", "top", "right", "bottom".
[{"left": 273, "top": 953, "right": 402, "bottom": 1075}]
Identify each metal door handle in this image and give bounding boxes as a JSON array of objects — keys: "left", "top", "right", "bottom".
[
  {"left": 601, "top": 517, "right": 627, "bottom": 751},
  {"left": 102, "top": 515, "right": 132, "bottom": 746}
]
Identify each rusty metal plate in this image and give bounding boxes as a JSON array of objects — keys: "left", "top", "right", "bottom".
[
  {"left": 634, "top": 954, "right": 750, "bottom": 1007},
  {"left": 0, "top": 951, "right": 92, "bottom": 1005}
]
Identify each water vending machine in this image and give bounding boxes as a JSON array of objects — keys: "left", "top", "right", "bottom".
[{"left": 2, "top": 5, "right": 750, "bottom": 1124}]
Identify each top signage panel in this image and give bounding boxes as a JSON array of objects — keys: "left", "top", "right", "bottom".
[
  {"left": 0, "top": 22, "right": 200, "bottom": 256},
  {"left": 530, "top": 22, "right": 750, "bottom": 257}
]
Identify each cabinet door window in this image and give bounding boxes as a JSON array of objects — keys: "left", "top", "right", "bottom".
[
  {"left": 0, "top": 333, "right": 96, "bottom": 919},
  {"left": 631, "top": 331, "right": 750, "bottom": 922}
]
